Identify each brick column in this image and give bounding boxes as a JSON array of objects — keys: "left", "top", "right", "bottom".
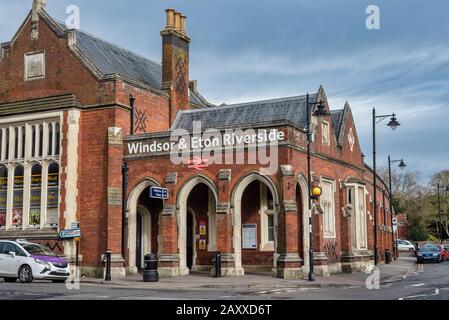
[
  {"left": 106, "top": 127, "right": 125, "bottom": 279},
  {"left": 276, "top": 165, "right": 303, "bottom": 279},
  {"left": 158, "top": 172, "right": 181, "bottom": 277},
  {"left": 215, "top": 169, "right": 243, "bottom": 276}
]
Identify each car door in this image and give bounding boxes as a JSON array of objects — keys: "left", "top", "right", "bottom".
[
  {"left": 0, "top": 242, "right": 8, "bottom": 276},
  {"left": 1, "top": 243, "right": 22, "bottom": 276}
]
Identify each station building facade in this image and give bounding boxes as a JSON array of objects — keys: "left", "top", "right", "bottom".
[{"left": 0, "top": 1, "right": 395, "bottom": 279}]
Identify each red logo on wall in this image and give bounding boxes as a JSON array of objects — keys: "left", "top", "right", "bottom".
[{"left": 187, "top": 157, "right": 209, "bottom": 171}]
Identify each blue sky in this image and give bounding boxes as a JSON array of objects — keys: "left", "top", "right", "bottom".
[{"left": 1, "top": 0, "right": 448, "bottom": 182}]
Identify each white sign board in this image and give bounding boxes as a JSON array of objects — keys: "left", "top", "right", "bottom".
[{"left": 242, "top": 224, "right": 257, "bottom": 249}]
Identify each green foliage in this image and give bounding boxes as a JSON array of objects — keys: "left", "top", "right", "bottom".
[{"left": 407, "top": 213, "right": 429, "bottom": 241}]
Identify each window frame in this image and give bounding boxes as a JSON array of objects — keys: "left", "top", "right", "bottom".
[
  {"left": 24, "top": 51, "right": 45, "bottom": 81},
  {"left": 321, "top": 178, "right": 336, "bottom": 239},
  {"left": 322, "top": 120, "right": 330, "bottom": 145}
]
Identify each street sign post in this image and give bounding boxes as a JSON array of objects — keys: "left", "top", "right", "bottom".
[
  {"left": 59, "top": 228, "right": 82, "bottom": 239},
  {"left": 149, "top": 187, "right": 169, "bottom": 200}
]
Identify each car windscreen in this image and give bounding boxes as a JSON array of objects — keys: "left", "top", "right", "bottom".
[
  {"left": 22, "top": 243, "right": 57, "bottom": 257},
  {"left": 419, "top": 246, "right": 438, "bottom": 252}
]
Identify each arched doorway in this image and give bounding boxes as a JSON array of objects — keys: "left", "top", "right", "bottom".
[
  {"left": 127, "top": 179, "right": 163, "bottom": 273},
  {"left": 296, "top": 175, "right": 310, "bottom": 273},
  {"left": 232, "top": 173, "right": 279, "bottom": 274},
  {"left": 177, "top": 176, "right": 217, "bottom": 275}
]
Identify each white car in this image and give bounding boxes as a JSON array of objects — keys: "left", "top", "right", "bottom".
[
  {"left": 396, "top": 239, "right": 416, "bottom": 252},
  {"left": 0, "top": 240, "right": 71, "bottom": 283}
]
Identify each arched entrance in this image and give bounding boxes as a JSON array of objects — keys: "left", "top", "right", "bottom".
[
  {"left": 127, "top": 179, "right": 163, "bottom": 273},
  {"left": 296, "top": 175, "right": 310, "bottom": 273},
  {"left": 177, "top": 176, "right": 218, "bottom": 275},
  {"left": 232, "top": 173, "right": 279, "bottom": 274}
]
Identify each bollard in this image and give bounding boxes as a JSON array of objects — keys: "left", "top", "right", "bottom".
[
  {"left": 214, "top": 252, "right": 222, "bottom": 278},
  {"left": 105, "top": 250, "right": 112, "bottom": 281},
  {"left": 143, "top": 253, "right": 159, "bottom": 282},
  {"left": 385, "top": 250, "right": 391, "bottom": 264}
]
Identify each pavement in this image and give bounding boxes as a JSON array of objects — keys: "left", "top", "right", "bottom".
[
  {"left": 80, "top": 257, "right": 417, "bottom": 290},
  {"left": 4, "top": 256, "right": 449, "bottom": 300}
]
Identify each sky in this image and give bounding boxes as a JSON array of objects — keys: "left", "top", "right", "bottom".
[{"left": 1, "top": 0, "right": 448, "bottom": 182}]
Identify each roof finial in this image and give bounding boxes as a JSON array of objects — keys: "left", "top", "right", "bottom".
[{"left": 32, "top": 0, "right": 46, "bottom": 11}]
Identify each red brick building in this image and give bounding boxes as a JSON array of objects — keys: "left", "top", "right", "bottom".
[
  {"left": 0, "top": 1, "right": 394, "bottom": 279},
  {"left": 396, "top": 213, "right": 409, "bottom": 239}
]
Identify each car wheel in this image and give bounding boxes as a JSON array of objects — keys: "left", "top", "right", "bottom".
[
  {"left": 438, "top": 257, "right": 442, "bottom": 264},
  {"left": 18, "top": 265, "right": 33, "bottom": 283},
  {"left": 3, "top": 278, "right": 17, "bottom": 283}
]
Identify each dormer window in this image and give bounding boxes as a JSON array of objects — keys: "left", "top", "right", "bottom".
[
  {"left": 25, "top": 52, "right": 45, "bottom": 80},
  {"left": 322, "top": 120, "right": 330, "bottom": 145}
]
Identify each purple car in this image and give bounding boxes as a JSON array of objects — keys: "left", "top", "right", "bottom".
[{"left": 0, "top": 240, "right": 71, "bottom": 283}]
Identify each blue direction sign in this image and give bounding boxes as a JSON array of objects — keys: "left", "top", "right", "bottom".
[
  {"left": 150, "top": 187, "right": 169, "bottom": 200},
  {"left": 59, "top": 228, "right": 81, "bottom": 239}
]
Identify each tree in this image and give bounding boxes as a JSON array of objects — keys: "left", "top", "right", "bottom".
[
  {"left": 429, "top": 170, "right": 449, "bottom": 241},
  {"left": 407, "top": 212, "right": 428, "bottom": 241}
]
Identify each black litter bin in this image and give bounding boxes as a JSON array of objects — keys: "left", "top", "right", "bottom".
[
  {"left": 143, "top": 253, "right": 159, "bottom": 282},
  {"left": 385, "top": 250, "right": 392, "bottom": 264}
]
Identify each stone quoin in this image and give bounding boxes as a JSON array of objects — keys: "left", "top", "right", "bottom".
[{"left": 0, "top": 1, "right": 395, "bottom": 279}]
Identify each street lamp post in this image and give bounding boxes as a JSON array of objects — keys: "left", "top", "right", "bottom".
[
  {"left": 388, "top": 156, "right": 406, "bottom": 260},
  {"left": 372, "top": 108, "right": 400, "bottom": 266},
  {"left": 306, "top": 93, "right": 328, "bottom": 281}
]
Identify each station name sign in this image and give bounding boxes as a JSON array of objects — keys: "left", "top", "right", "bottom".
[{"left": 125, "top": 128, "right": 286, "bottom": 157}]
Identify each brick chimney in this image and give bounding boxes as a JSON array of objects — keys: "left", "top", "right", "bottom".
[
  {"left": 161, "top": 9, "right": 191, "bottom": 126},
  {"left": 31, "top": 0, "right": 46, "bottom": 40}
]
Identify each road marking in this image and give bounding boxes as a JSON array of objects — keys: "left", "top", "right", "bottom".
[
  {"left": 410, "top": 283, "right": 425, "bottom": 287},
  {"left": 399, "top": 288, "right": 439, "bottom": 300}
]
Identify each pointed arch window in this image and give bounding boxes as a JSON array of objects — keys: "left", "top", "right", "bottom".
[
  {"left": 5, "top": 128, "right": 10, "bottom": 160},
  {"left": 14, "top": 127, "right": 19, "bottom": 159},
  {"left": 47, "top": 123, "right": 53, "bottom": 156},
  {"left": 12, "top": 166, "right": 24, "bottom": 228},
  {"left": 38, "top": 124, "right": 43, "bottom": 157},
  {"left": 29, "top": 164, "right": 42, "bottom": 227},
  {"left": 46, "top": 163, "right": 59, "bottom": 227},
  {"left": 55, "top": 123, "right": 60, "bottom": 156},
  {"left": 0, "top": 129, "right": 3, "bottom": 161},
  {"left": 0, "top": 166, "right": 7, "bottom": 228},
  {"left": 31, "top": 125, "right": 36, "bottom": 157},
  {"left": 21, "top": 126, "right": 26, "bottom": 159}
]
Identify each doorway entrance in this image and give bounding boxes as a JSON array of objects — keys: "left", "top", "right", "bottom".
[
  {"left": 186, "top": 211, "right": 194, "bottom": 269},
  {"left": 136, "top": 213, "right": 143, "bottom": 270}
]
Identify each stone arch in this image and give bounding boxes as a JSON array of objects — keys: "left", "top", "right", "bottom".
[
  {"left": 126, "top": 178, "right": 161, "bottom": 273},
  {"left": 176, "top": 175, "right": 218, "bottom": 276},
  {"left": 231, "top": 172, "right": 280, "bottom": 273}
]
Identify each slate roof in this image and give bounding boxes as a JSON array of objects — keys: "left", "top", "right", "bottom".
[
  {"left": 172, "top": 94, "right": 318, "bottom": 130},
  {"left": 330, "top": 109, "right": 344, "bottom": 137},
  {"left": 55, "top": 21, "right": 211, "bottom": 108}
]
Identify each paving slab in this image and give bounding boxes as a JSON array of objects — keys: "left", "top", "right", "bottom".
[{"left": 80, "top": 257, "right": 417, "bottom": 291}]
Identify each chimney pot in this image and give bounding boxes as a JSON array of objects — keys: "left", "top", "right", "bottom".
[
  {"left": 174, "top": 12, "right": 182, "bottom": 31},
  {"left": 180, "top": 15, "right": 187, "bottom": 33},
  {"left": 165, "top": 9, "right": 175, "bottom": 29}
]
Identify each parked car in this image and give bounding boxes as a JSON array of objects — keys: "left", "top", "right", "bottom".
[
  {"left": 397, "top": 239, "right": 416, "bottom": 253},
  {"left": 0, "top": 240, "right": 71, "bottom": 283},
  {"left": 416, "top": 244, "right": 443, "bottom": 263},
  {"left": 437, "top": 245, "right": 449, "bottom": 261}
]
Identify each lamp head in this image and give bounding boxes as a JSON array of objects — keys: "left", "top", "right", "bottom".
[
  {"left": 398, "top": 160, "right": 406, "bottom": 170},
  {"left": 311, "top": 186, "right": 323, "bottom": 200},
  {"left": 387, "top": 114, "right": 400, "bottom": 130},
  {"left": 313, "top": 100, "right": 329, "bottom": 117}
]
